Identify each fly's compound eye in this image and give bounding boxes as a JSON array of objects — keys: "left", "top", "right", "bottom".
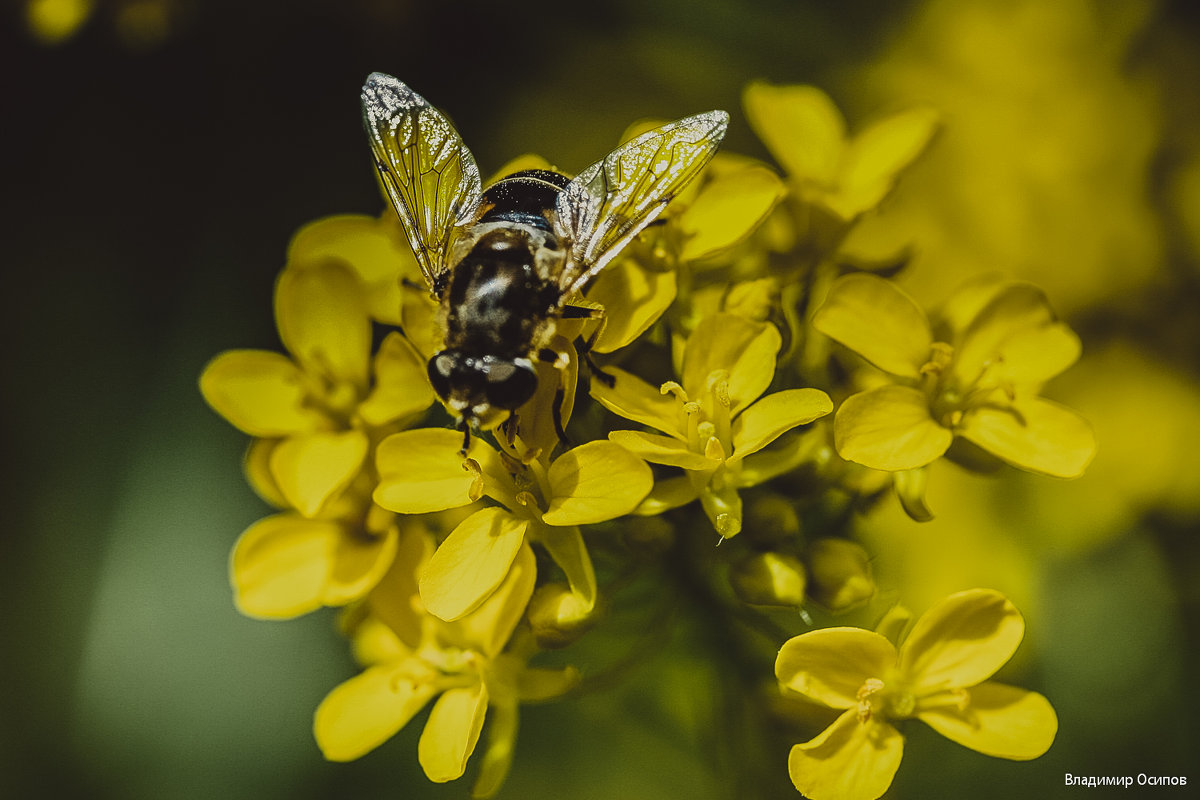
[
  {"left": 428, "top": 352, "right": 457, "bottom": 401},
  {"left": 483, "top": 358, "right": 538, "bottom": 410}
]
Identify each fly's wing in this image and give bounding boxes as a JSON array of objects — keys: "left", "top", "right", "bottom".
[
  {"left": 553, "top": 110, "right": 729, "bottom": 297},
  {"left": 361, "top": 73, "right": 483, "bottom": 290}
]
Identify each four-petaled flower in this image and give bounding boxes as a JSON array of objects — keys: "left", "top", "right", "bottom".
[
  {"left": 373, "top": 429, "right": 652, "bottom": 626},
  {"left": 314, "top": 525, "right": 577, "bottom": 797},
  {"left": 775, "top": 588, "right": 1057, "bottom": 800},
  {"left": 813, "top": 273, "right": 1096, "bottom": 478},
  {"left": 201, "top": 259, "right": 435, "bottom": 617},
  {"left": 743, "top": 81, "right": 939, "bottom": 223},
  {"left": 593, "top": 311, "right": 832, "bottom": 537}
]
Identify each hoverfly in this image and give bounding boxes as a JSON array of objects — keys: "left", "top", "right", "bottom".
[{"left": 360, "top": 73, "right": 728, "bottom": 448}]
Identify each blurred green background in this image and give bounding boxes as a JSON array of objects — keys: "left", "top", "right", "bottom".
[{"left": 4, "top": 0, "right": 1199, "bottom": 797}]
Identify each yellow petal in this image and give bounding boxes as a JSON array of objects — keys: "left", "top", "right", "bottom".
[
  {"left": 987, "top": 322, "right": 1081, "bottom": 386},
  {"left": 682, "top": 313, "right": 781, "bottom": 415},
  {"left": 918, "top": 682, "right": 1057, "bottom": 760},
  {"left": 454, "top": 542, "right": 537, "bottom": 657},
  {"left": 776, "top": 628, "right": 897, "bottom": 708},
  {"left": 541, "top": 441, "right": 652, "bottom": 525},
  {"left": 788, "top": 710, "right": 905, "bottom": 800},
  {"left": 743, "top": 82, "right": 845, "bottom": 183},
  {"left": 899, "top": 589, "right": 1024, "bottom": 690},
  {"left": 323, "top": 519, "right": 399, "bottom": 607},
  {"left": 812, "top": 274, "right": 932, "bottom": 378},
  {"left": 471, "top": 696, "right": 518, "bottom": 799},
  {"left": 231, "top": 514, "right": 339, "bottom": 619},
  {"left": 286, "top": 213, "right": 416, "bottom": 326},
  {"left": 509, "top": 342, "right": 578, "bottom": 457},
  {"left": 590, "top": 367, "right": 684, "bottom": 438},
  {"left": 732, "top": 388, "right": 833, "bottom": 458},
  {"left": 243, "top": 438, "right": 288, "bottom": 507},
  {"left": 275, "top": 262, "right": 371, "bottom": 389},
  {"left": 832, "top": 106, "right": 940, "bottom": 220},
  {"left": 587, "top": 258, "right": 677, "bottom": 353},
  {"left": 516, "top": 664, "right": 581, "bottom": 702},
  {"left": 418, "top": 684, "right": 488, "bottom": 783},
  {"left": 374, "top": 429, "right": 503, "bottom": 513},
  {"left": 419, "top": 508, "right": 529, "bottom": 621},
  {"left": 358, "top": 331, "right": 435, "bottom": 426},
  {"left": 534, "top": 523, "right": 596, "bottom": 610},
  {"left": 959, "top": 398, "right": 1096, "bottom": 478},
  {"left": 835, "top": 385, "right": 952, "bottom": 471},
  {"left": 952, "top": 283, "right": 1066, "bottom": 386},
  {"left": 893, "top": 468, "right": 934, "bottom": 522},
  {"left": 200, "top": 350, "right": 322, "bottom": 436},
  {"left": 269, "top": 430, "right": 369, "bottom": 517},
  {"left": 367, "top": 523, "right": 432, "bottom": 650},
  {"left": 633, "top": 474, "right": 700, "bottom": 515},
  {"left": 401, "top": 283, "right": 442, "bottom": 359},
  {"left": 679, "top": 164, "right": 785, "bottom": 261},
  {"left": 314, "top": 663, "right": 437, "bottom": 762}
]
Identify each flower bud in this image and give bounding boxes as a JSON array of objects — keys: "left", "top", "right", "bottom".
[
  {"left": 730, "top": 552, "right": 807, "bottom": 608},
  {"left": 743, "top": 494, "right": 801, "bottom": 546},
  {"left": 527, "top": 583, "right": 596, "bottom": 648},
  {"left": 806, "top": 538, "right": 874, "bottom": 611},
  {"left": 620, "top": 515, "right": 675, "bottom": 556}
]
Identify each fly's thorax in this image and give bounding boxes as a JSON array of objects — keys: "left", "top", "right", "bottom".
[{"left": 441, "top": 224, "right": 564, "bottom": 359}]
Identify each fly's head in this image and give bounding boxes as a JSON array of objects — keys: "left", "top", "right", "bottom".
[{"left": 427, "top": 351, "right": 539, "bottom": 431}]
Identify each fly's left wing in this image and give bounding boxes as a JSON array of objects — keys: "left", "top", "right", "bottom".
[
  {"left": 553, "top": 110, "right": 729, "bottom": 298},
  {"left": 361, "top": 73, "right": 483, "bottom": 290}
]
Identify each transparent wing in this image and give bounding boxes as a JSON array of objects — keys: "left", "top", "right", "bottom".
[
  {"left": 361, "top": 73, "right": 482, "bottom": 289},
  {"left": 554, "top": 110, "right": 729, "bottom": 297}
]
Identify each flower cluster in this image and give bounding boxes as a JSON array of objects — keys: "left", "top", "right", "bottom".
[{"left": 202, "top": 80, "right": 1091, "bottom": 798}]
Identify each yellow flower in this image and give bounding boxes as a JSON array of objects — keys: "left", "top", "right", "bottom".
[
  {"left": 373, "top": 429, "right": 652, "bottom": 626},
  {"left": 200, "top": 261, "right": 434, "bottom": 516},
  {"left": 592, "top": 311, "right": 832, "bottom": 537},
  {"left": 228, "top": 486, "right": 400, "bottom": 619},
  {"left": 201, "top": 259, "right": 434, "bottom": 617},
  {"left": 743, "top": 81, "right": 939, "bottom": 223},
  {"left": 285, "top": 213, "right": 420, "bottom": 327},
  {"left": 775, "top": 589, "right": 1057, "bottom": 800},
  {"left": 314, "top": 526, "right": 577, "bottom": 797},
  {"left": 813, "top": 273, "right": 1095, "bottom": 478}
]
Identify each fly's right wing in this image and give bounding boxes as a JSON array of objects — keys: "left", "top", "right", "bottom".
[
  {"left": 361, "top": 73, "right": 483, "bottom": 291},
  {"left": 553, "top": 110, "right": 729, "bottom": 298}
]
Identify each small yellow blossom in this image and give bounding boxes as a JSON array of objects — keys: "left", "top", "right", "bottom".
[
  {"left": 314, "top": 526, "right": 577, "bottom": 796},
  {"left": 593, "top": 311, "right": 832, "bottom": 537},
  {"left": 229, "top": 488, "right": 399, "bottom": 619},
  {"left": 813, "top": 273, "right": 1095, "bottom": 478},
  {"left": 286, "top": 212, "right": 420, "bottom": 327},
  {"left": 201, "top": 259, "right": 434, "bottom": 616},
  {"left": 743, "top": 81, "right": 939, "bottom": 223},
  {"left": 775, "top": 589, "right": 1057, "bottom": 800},
  {"left": 201, "top": 261, "right": 433, "bottom": 516},
  {"left": 373, "top": 429, "right": 651, "bottom": 625}
]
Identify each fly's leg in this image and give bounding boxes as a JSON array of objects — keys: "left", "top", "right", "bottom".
[
  {"left": 536, "top": 347, "right": 572, "bottom": 447},
  {"left": 560, "top": 304, "right": 614, "bottom": 388}
]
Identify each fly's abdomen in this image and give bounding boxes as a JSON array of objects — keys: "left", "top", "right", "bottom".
[{"left": 443, "top": 228, "right": 559, "bottom": 358}]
